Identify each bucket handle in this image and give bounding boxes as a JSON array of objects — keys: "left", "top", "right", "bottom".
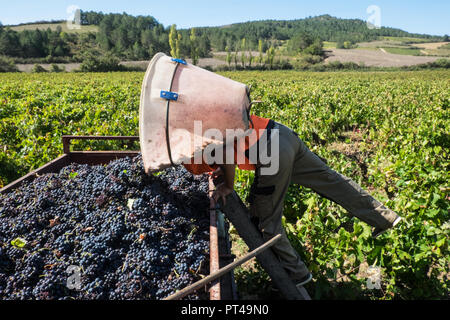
[
  {"left": 245, "top": 85, "right": 263, "bottom": 129},
  {"left": 163, "top": 58, "right": 186, "bottom": 166}
]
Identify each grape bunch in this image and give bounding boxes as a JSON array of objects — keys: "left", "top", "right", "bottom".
[{"left": 0, "top": 155, "right": 211, "bottom": 300}]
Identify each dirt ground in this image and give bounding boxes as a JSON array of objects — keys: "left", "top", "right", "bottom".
[
  {"left": 324, "top": 48, "right": 444, "bottom": 67},
  {"left": 16, "top": 46, "right": 448, "bottom": 73},
  {"left": 16, "top": 58, "right": 228, "bottom": 73},
  {"left": 185, "top": 57, "right": 227, "bottom": 68},
  {"left": 16, "top": 63, "right": 81, "bottom": 72},
  {"left": 414, "top": 42, "right": 449, "bottom": 50}
]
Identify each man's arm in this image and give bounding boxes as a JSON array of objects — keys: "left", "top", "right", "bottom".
[
  {"left": 222, "top": 164, "right": 236, "bottom": 190},
  {"left": 212, "top": 164, "right": 236, "bottom": 206}
]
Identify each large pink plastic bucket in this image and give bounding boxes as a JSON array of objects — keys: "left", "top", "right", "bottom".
[{"left": 139, "top": 53, "right": 250, "bottom": 173}]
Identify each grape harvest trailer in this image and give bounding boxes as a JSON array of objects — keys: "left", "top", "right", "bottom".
[
  {"left": 0, "top": 135, "right": 236, "bottom": 300},
  {"left": 1, "top": 135, "right": 311, "bottom": 300}
]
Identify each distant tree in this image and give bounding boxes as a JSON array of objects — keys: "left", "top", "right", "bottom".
[
  {"left": 140, "top": 29, "right": 154, "bottom": 58},
  {"left": 0, "top": 30, "right": 20, "bottom": 56},
  {"left": 258, "top": 39, "right": 264, "bottom": 66},
  {"left": 132, "top": 41, "right": 146, "bottom": 60},
  {"left": 100, "top": 34, "right": 113, "bottom": 52},
  {"left": 0, "top": 55, "right": 18, "bottom": 72},
  {"left": 1, "top": 12, "right": 446, "bottom": 62},
  {"left": 190, "top": 28, "right": 199, "bottom": 65},
  {"left": 79, "top": 50, "right": 123, "bottom": 72},
  {"left": 240, "top": 51, "right": 246, "bottom": 68},
  {"left": 176, "top": 33, "right": 181, "bottom": 59},
  {"left": 50, "top": 64, "right": 64, "bottom": 72},
  {"left": 276, "top": 49, "right": 281, "bottom": 66},
  {"left": 32, "top": 64, "right": 47, "bottom": 73},
  {"left": 169, "top": 24, "right": 178, "bottom": 58},
  {"left": 196, "top": 34, "right": 211, "bottom": 58},
  {"left": 80, "top": 11, "right": 105, "bottom": 25},
  {"left": 288, "top": 32, "right": 314, "bottom": 53},
  {"left": 304, "top": 39, "right": 324, "bottom": 56},
  {"left": 225, "top": 46, "right": 232, "bottom": 67},
  {"left": 266, "top": 46, "right": 275, "bottom": 69},
  {"left": 444, "top": 34, "right": 449, "bottom": 42},
  {"left": 248, "top": 48, "right": 253, "bottom": 67},
  {"left": 336, "top": 39, "right": 354, "bottom": 49},
  {"left": 240, "top": 38, "right": 246, "bottom": 68}
]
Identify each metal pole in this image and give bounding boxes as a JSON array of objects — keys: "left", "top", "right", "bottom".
[
  {"left": 209, "top": 179, "right": 221, "bottom": 300},
  {"left": 219, "top": 191, "right": 306, "bottom": 300},
  {"left": 164, "top": 234, "right": 282, "bottom": 300}
]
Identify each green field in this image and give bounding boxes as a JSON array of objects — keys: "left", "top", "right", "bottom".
[
  {"left": 323, "top": 41, "right": 337, "bottom": 49},
  {"left": 0, "top": 70, "right": 448, "bottom": 299},
  {"left": 382, "top": 47, "right": 423, "bottom": 56},
  {"left": 382, "top": 36, "right": 437, "bottom": 44},
  {"left": 9, "top": 22, "right": 98, "bottom": 33},
  {"left": 356, "top": 38, "right": 450, "bottom": 57}
]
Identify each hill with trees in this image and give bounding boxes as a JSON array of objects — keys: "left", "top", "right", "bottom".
[
  {"left": 200, "top": 14, "right": 443, "bottom": 51},
  {"left": 0, "top": 11, "right": 447, "bottom": 70}
]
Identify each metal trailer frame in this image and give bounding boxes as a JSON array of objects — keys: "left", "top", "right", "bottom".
[{"left": 0, "top": 135, "right": 236, "bottom": 300}]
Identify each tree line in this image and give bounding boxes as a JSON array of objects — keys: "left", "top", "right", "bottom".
[
  {"left": 0, "top": 12, "right": 446, "bottom": 65},
  {"left": 0, "top": 24, "right": 73, "bottom": 58},
  {"left": 199, "top": 14, "right": 443, "bottom": 51},
  {"left": 0, "top": 12, "right": 212, "bottom": 62}
]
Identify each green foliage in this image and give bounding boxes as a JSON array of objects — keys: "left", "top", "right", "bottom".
[
  {"left": 0, "top": 72, "right": 141, "bottom": 187},
  {"left": 303, "top": 39, "right": 324, "bottom": 56},
  {"left": 199, "top": 14, "right": 442, "bottom": 50},
  {"left": 288, "top": 32, "right": 314, "bottom": 53},
  {"left": 258, "top": 39, "right": 264, "bottom": 65},
  {"left": 225, "top": 46, "right": 232, "bottom": 66},
  {"left": 169, "top": 24, "right": 178, "bottom": 58},
  {"left": 32, "top": 64, "right": 47, "bottom": 73},
  {"left": 0, "top": 55, "right": 18, "bottom": 72},
  {"left": 11, "top": 237, "right": 27, "bottom": 248},
  {"left": 430, "top": 58, "right": 450, "bottom": 68},
  {"left": 190, "top": 28, "right": 199, "bottom": 65},
  {"left": 0, "top": 26, "right": 72, "bottom": 58},
  {"left": 223, "top": 70, "right": 449, "bottom": 299},
  {"left": 336, "top": 40, "right": 357, "bottom": 49},
  {"left": 287, "top": 33, "right": 324, "bottom": 69},
  {"left": 50, "top": 64, "right": 64, "bottom": 72},
  {"left": 383, "top": 47, "right": 422, "bottom": 56},
  {"left": 79, "top": 50, "right": 123, "bottom": 72},
  {"left": 1, "top": 12, "right": 443, "bottom": 63},
  {"left": 176, "top": 34, "right": 181, "bottom": 59},
  {"left": 0, "top": 70, "right": 448, "bottom": 300},
  {"left": 293, "top": 54, "right": 323, "bottom": 70},
  {"left": 403, "top": 58, "right": 450, "bottom": 70},
  {"left": 266, "top": 46, "right": 276, "bottom": 69}
]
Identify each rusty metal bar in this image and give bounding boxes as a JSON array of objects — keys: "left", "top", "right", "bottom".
[
  {"left": 0, "top": 154, "right": 70, "bottom": 194},
  {"left": 164, "top": 233, "right": 282, "bottom": 300},
  {"left": 68, "top": 151, "right": 140, "bottom": 166},
  {"left": 208, "top": 178, "right": 221, "bottom": 300},
  {"left": 62, "top": 135, "right": 139, "bottom": 154}
]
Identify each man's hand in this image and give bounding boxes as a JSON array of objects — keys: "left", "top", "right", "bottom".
[
  {"left": 212, "top": 182, "right": 233, "bottom": 207},
  {"left": 211, "top": 167, "right": 224, "bottom": 180},
  {"left": 211, "top": 164, "right": 236, "bottom": 207}
]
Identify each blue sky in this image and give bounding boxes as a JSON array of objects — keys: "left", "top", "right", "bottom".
[{"left": 1, "top": 0, "right": 449, "bottom": 35}]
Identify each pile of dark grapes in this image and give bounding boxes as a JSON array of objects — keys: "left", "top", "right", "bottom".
[{"left": 0, "top": 155, "right": 211, "bottom": 300}]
